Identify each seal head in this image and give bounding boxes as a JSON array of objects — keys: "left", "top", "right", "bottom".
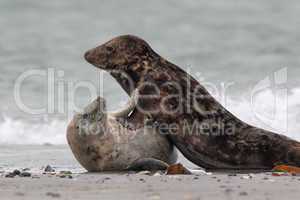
[{"left": 85, "top": 35, "right": 157, "bottom": 70}]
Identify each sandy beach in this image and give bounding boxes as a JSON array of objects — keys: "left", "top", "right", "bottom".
[
  {"left": 1, "top": 171, "right": 300, "bottom": 200},
  {"left": 0, "top": 145, "right": 299, "bottom": 200}
]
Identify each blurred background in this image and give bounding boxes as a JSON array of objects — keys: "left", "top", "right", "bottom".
[{"left": 0, "top": 0, "right": 300, "bottom": 145}]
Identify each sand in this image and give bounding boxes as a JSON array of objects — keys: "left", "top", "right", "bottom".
[
  {"left": 1, "top": 145, "right": 300, "bottom": 200},
  {"left": 1, "top": 171, "right": 300, "bottom": 200}
]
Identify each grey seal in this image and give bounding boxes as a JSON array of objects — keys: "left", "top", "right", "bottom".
[
  {"left": 67, "top": 92, "right": 177, "bottom": 172},
  {"left": 84, "top": 35, "right": 300, "bottom": 170}
]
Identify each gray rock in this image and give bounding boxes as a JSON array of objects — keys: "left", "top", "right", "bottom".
[
  {"left": 44, "top": 165, "right": 55, "bottom": 172},
  {"left": 20, "top": 172, "right": 31, "bottom": 177},
  {"left": 12, "top": 169, "right": 21, "bottom": 176},
  {"left": 5, "top": 173, "right": 16, "bottom": 178}
]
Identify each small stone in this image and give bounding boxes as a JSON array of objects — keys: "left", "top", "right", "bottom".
[
  {"left": 100, "top": 177, "right": 111, "bottom": 183},
  {"left": 20, "top": 172, "right": 31, "bottom": 177},
  {"left": 249, "top": 173, "right": 256, "bottom": 178},
  {"left": 5, "top": 173, "right": 16, "bottom": 178},
  {"left": 239, "top": 191, "right": 248, "bottom": 196},
  {"left": 228, "top": 174, "right": 237, "bottom": 177},
  {"left": 12, "top": 169, "right": 21, "bottom": 176},
  {"left": 44, "top": 165, "right": 55, "bottom": 172},
  {"left": 46, "top": 192, "right": 61, "bottom": 198},
  {"left": 139, "top": 178, "right": 146, "bottom": 182}
]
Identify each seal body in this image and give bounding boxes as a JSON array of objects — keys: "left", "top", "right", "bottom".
[
  {"left": 67, "top": 97, "right": 177, "bottom": 172},
  {"left": 84, "top": 35, "right": 300, "bottom": 169}
]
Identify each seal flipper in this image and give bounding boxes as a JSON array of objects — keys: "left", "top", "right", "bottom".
[{"left": 127, "top": 158, "right": 169, "bottom": 171}]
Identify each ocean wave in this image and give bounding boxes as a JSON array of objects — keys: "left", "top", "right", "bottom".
[
  {"left": 0, "top": 88, "right": 299, "bottom": 144},
  {"left": 0, "top": 117, "right": 67, "bottom": 145}
]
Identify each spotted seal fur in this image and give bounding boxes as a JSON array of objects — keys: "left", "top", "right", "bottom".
[{"left": 84, "top": 35, "right": 300, "bottom": 169}]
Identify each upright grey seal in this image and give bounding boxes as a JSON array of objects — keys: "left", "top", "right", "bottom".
[
  {"left": 84, "top": 35, "right": 300, "bottom": 170},
  {"left": 67, "top": 93, "right": 177, "bottom": 172}
]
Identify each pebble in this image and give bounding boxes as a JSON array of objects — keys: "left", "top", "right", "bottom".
[
  {"left": 139, "top": 178, "right": 146, "bottom": 183},
  {"left": 12, "top": 169, "right": 21, "bottom": 176},
  {"left": 228, "top": 174, "right": 237, "bottom": 177},
  {"left": 44, "top": 165, "right": 55, "bottom": 172},
  {"left": 4, "top": 169, "right": 31, "bottom": 178},
  {"left": 5, "top": 173, "right": 16, "bottom": 178},
  {"left": 100, "top": 177, "right": 110, "bottom": 183},
  {"left": 58, "top": 174, "right": 66, "bottom": 178},
  {"left": 46, "top": 192, "right": 61, "bottom": 198},
  {"left": 20, "top": 172, "right": 31, "bottom": 177},
  {"left": 239, "top": 191, "right": 248, "bottom": 196},
  {"left": 32, "top": 175, "right": 40, "bottom": 179}
]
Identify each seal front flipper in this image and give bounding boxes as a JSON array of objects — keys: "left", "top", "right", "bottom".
[{"left": 127, "top": 158, "right": 169, "bottom": 171}]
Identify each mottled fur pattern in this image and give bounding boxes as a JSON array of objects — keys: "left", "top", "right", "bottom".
[{"left": 84, "top": 35, "right": 300, "bottom": 169}]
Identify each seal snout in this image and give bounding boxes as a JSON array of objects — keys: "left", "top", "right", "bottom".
[{"left": 84, "top": 50, "right": 94, "bottom": 64}]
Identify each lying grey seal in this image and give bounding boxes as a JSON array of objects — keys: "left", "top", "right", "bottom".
[
  {"left": 67, "top": 93, "right": 177, "bottom": 172},
  {"left": 84, "top": 35, "right": 300, "bottom": 170}
]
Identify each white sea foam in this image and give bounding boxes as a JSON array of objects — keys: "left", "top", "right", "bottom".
[
  {"left": 225, "top": 88, "right": 300, "bottom": 140},
  {"left": 0, "top": 117, "right": 67, "bottom": 145},
  {"left": 0, "top": 88, "right": 299, "bottom": 144}
]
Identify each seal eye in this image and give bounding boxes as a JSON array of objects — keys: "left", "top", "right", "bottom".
[{"left": 106, "top": 46, "right": 114, "bottom": 53}]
